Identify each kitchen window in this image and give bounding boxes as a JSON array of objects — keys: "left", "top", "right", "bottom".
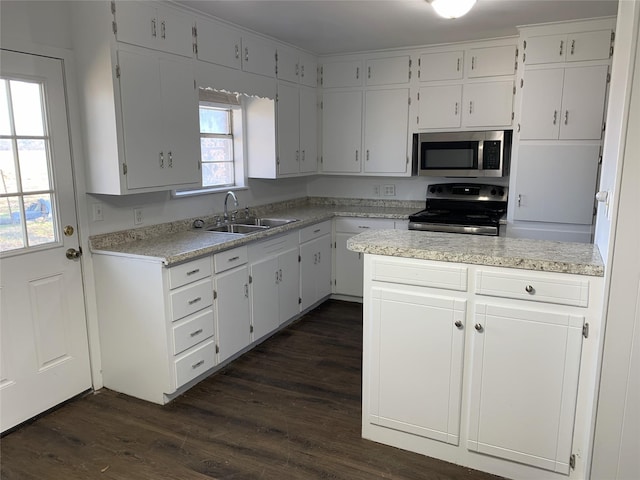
[{"left": 175, "top": 89, "right": 245, "bottom": 196}]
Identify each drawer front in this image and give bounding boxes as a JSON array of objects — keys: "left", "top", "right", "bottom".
[
  {"left": 248, "top": 232, "right": 298, "bottom": 261},
  {"left": 371, "top": 257, "right": 468, "bottom": 291},
  {"left": 174, "top": 339, "right": 216, "bottom": 389},
  {"left": 169, "top": 278, "right": 214, "bottom": 322},
  {"left": 299, "top": 221, "right": 331, "bottom": 243},
  {"left": 335, "top": 217, "right": 396, "bottom": 234},
  {"left": 172, "top": 308, "right": 215, "bottom": 355},
  {"left": 475, "top": 270, "right": 589, "bottom": 307},
  {"left": 169, "top": 256, "right": 212, "bottom": 289},
  {"left": 214, "top": 246, "right": 248, "bottom": 273}
]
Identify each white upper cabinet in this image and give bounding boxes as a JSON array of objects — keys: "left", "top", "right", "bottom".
[
  {"left": 321, "top": 91, "right": 363, "bottom": 173},
  {"left": 241, "top": 33, "right": 277, "bottom": 77},
  {"left": 299, "top": 86, "right": 318, "bottom": 173},
  {"left": 195, "top": 18, "right": 242, "bottom": 69},
  {"left": 520, "top": 65, "right": 608, "bottom": 140},
  {"left": 462, "top": 81, "right": 514, "bottom": 128},
  {"left": 365, "top": 56, "right": 411, "bottom": 86},
  {"left": 364, "top": 89, "right": 410, "bottom": 174},
  {"left": 277, "top": 47, "right": 318, "bottom": 87},
  {"left": 467, "top": 45, "right": 517, "bottom": 78},
  {"left": 113, "top": 1, "right": 194, "bottom": 57},
  {"left": 276, "top": 82, "right": 301, "bottom": 176},
  {"left": 418, "top": 51, "right": 464, "bottom": 82},
  {"left": 418, "top": 85, "right": 462, "bottom": 129},
  {"left": 321, "top": 60, "right": 363, "bottom": 88},
  {"left": 299, "top": 52, "right": 318, "bottom": 87},
  {"left": 522, "top": 30, "right": 612, "bottom": 65}
]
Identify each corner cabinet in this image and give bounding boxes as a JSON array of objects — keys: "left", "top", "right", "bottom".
[
  {"left": 362, "top": 254, "right": 604, "bottom": 480},
  {"left": 72, "top": 2, "right": 201, "bottom": 195}
]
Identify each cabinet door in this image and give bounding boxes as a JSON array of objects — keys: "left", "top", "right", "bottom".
[
  {"left": 462, "top": 81, "right": 514, "bottom": 128},
  {"left": 468, "top": 303, "right": 584, "bottom": 474},
  {"left": 156, "top": 5, "right": 194, "bottom": 58},
  {"left": 299, "top": 86, "right": 318, "bottom": 174},
  {"left": 368, "top": 287, "right": 466, "bottom": 445},
  {"left": 159, "top": 56, "right": 201, "bottom": 187},
  {"left": 418, "top": 51, "right": 464, "bottom": 81},
  {"left": 566, "top": 30, "right": 612, "bottom": 62},
  {"left": 114, "top": 1, "right": 158, "bottom": 51},
  {"left": 321, "top": 91, "right": 362, "bottom": 173},
  {"left": 117, "top": 49, "right": 165, "bottom": 190},
  {"left": 242, "top": 34, "right": 276, "bottom": 77},
  {"left": 196, "top": 19, "right": 242, "bottom": 69},
  {"left": 418, "top": 85, "right": 462, "bottom": 129},
  {"left": 299, "top": 235, "right": 330, "bottom": 310},
  {"left": 299, "top": 52, "right": 317, "bottom": 88},
  {"left": 215, "top": 266, "right": 251, "bottom": 363},
  {"left": 276, "top": 46, "right": 299, "bottom": 83},
  {"left": 365, "top": 56, "right": 410, "bottom": 86},
  {"left": 249, "top": 256, "right": 279, "bottom": 340},
  {"left": 523, "top": 34, "right": 567, "bottom": 65},
  {"left": 321, "top": 60, "right": 362, "bottom": 88},
  {"left": 334, "top": 232, "right": 364, "bottom": 297},
  {"left": 277, "top": 82, "right": 300, "bottom": 175},
  {"left": 315, "top": 235, "right": 332, "bottom": 301},
  {"left": 519, "top": 68, "right": 564, "bottom": 140},
  {"left": 364, "top": 89, "right": 409, "bottom": 174},
  {"left": 468, "top": 45, "right": 516, "bottom": 78},
  {"left": 559, "top": 65, "right": 608, "bottom": 140},
  {"left": 277, "top": 247, "right": 300, "bottom": 324}
]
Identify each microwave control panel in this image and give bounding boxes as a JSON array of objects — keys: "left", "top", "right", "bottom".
[{"left": 483, "top": 141, "right": 502, "bottom": 170}]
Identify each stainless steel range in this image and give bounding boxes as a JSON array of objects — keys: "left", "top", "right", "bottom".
[{"left": 408, "top": 183, "right": 508, "bottom": 236}]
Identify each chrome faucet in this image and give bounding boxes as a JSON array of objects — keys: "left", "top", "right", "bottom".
[{"left": 223, "top": 191, "right": 239, "bottom": 222}]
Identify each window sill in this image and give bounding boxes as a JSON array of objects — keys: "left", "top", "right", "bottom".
[{"left": 172, "top": 185, "right": 249, "bottom": 198}]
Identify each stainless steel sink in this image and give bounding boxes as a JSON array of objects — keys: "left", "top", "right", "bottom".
[
  {"left": 206, "top": 224, "right": 269, "bottom": 234},
  {"left": 247, "top": 217, "right": 299, "bottom": 227}
]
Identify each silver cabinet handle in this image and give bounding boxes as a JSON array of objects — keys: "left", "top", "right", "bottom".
[
  {"left": 188, "top": 297, "right": 202, "bottom": 305},
  {"left": 355, "top": 150, "right": 359, "bottom": 162},
  {"left": 475, "top": 323, "right": 483, "bottom": 332},
  {"left": 517, "top": 194, "right": 522, "bottom": 207},
  {"left": 301, "top": 150, "right": 305, "bottom": 162},
  {"left": 192, "top": 360, "right": 204, "bottom": 369},
  {"left": 228, "top": 256, "right": 240, "bottom": 262},
  {"left": 455, "top": 102, "right": 459, "bottom": 115},
  {"left": 564, "top": 110, "right": 569, "bottom": 125},
  {"left": 457, "top": 58, "right": 460, "bottom": 71},
  {"left": 275, "top": 270, "right": 279, "bottom": 284},
  {"left": 190, "top": 328, "right": 203, "bottom": 337},
  {"left": 356, "top": 66, "right": 359, "bottom": 79},
  {"left": 570, "top": 39, "right": 575, "bottom": 55},
  {"left": 235, "top": 44, "right": 240, "bottom": 59},
  {"left": 455, "top": 321, "right": 463, "bottom": 329},
  {"left": 159, "top": 151, "right": 164, "bottom": 168},
  {"left": 168, "top": 151, "right": 173, "bottom": 168},
  {"left": 317, "top": 252, "right": 321, "bottom": 263},
  {"left": 301, "top": 65, "right": 305, "bottom": 78},
  {"left": 469, "top": 101, "right": 473, "bottom": 114},
  {"left": 296, "top": 150, "right": 299, "bottom": 162},
  {"left": 313, "top": 253, "right": 318, "bottom": 265},
  {"left": 278, "top": 269, "right": 283, "bottom": 282},
  {"left": 559, "top": 40, "right": 564, "bottom": 56},
  {"left": 244, "top": 47, "right": 249, "bottom": 62},
  {"left": 244, "top": 283, "right": 249, "bottom": 298},
  {"left": 186, "top": 269, "right": 200, "bottom": 276},
  {"left": 151, "top": 18, "right": 157, "bottom": 37},
  {"left": 553, "top": 110, "right": 558, "bottom": 125},
  {"left": 161, "top": 20, "right": 166, "bottom": 39},
  {"left": 366, "top": 150, "right": 370, "bottom": 161},
  {"left": 471, "top": 56, "right": 476, "bottom": 70},
  {"left": 525, "top": 285, "right": 535, "bottom": 294},
  {"left": 313, "top": 228, "right": 321, "bottom": 234},
  {"left": 368, "top": 66, "right": 371, "bottom": 79},
  {"left": 358, "top": 225, "right": 370, "bottom": 229}
]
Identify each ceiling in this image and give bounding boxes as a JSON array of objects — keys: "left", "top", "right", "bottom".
[{"left": 175, "top": 0, "right": 618, "bottom": 55}]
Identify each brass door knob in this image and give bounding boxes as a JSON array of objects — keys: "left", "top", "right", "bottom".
[{"left": 65, "top": 248, "right": 82, "bottom": 260}]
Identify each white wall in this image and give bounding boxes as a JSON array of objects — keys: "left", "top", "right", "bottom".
[{"left": 0, "top": 1, "right": 72, "bottom": 50}]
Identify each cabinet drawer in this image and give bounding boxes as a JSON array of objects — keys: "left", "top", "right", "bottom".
[
  {"left": 335, "top": 217, "right": 396, "bottom": 234},
  {"left": 169, "top": 278, "right": 213, "bottom": 321},
  {"left": 371, "top": 257, "right": 468, "bottom": 291},
  {"left": 475, "top": 270, "right": 589, "bottom": 307},
  {"left": 174, "top": 339, "right": 216, "bottom": 388},
  {"left": 172, "top": 308, "right": 214, "bottom": 355},
  {"left": 169, "top": 256, "right": 212, "bottom": 289},
  {"left": 248, "top": 232, "right": 298, "bottom": 261},
  {"left": 299, "top": 221, "right": 331, "bottom": 243},
  {"left": 214, "top": 246, "right": 248, "bottom": 273}
]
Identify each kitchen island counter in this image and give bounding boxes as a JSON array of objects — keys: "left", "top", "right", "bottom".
[{"left": 347, "top": 229, "right": 604, "bottom": 276}]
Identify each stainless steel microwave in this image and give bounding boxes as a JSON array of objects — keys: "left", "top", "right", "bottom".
[{"left": 413, "top": 130, "right": 512, "bottom": 177}]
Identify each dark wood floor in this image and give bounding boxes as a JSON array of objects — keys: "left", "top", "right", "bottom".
[{"left": 1, "top": 300, "right": 502, "bottom": 480}]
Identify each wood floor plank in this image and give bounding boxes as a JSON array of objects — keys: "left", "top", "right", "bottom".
[{"left": 1, "top": 300, "right": 503, "bottom": 480}]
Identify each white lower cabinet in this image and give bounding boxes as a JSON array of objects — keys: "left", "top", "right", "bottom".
[
  {"left": 213, "top": 247, "right": 251, "bottom": 363},
  {"left": 362, "top": 254, "right": 603, "bottom": 480},
  {"left": 248, "top": 233, "right": 300, "bottom": 340},
  {"left": 299, "top": 221, "right": 332, "bottom": 310}
]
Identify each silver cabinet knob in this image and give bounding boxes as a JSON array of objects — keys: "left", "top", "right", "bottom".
[
  {"left": 525, "top": 285, "right": 534, "bottom": 294},
  {"left": 474, "top": 323, "right": 483, "bottom": 332},
  {"left": 455, "top": 321, "right": 463, "bottom": 329}
]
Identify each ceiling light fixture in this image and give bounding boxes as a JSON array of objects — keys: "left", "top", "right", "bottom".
[{"left": 428, "top": 0, "right": 477, "bottom": 19}]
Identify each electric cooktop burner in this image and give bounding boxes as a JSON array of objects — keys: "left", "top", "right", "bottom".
[{"left": 408, "top": 183, "right": 508, "bottom": 236}]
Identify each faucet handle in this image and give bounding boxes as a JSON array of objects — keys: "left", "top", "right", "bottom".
[
  {"left": 231, "top": 210, "right": 238, "bottom": 222},
  {"left": 244, "top": 207, "right": 250, "bottom": 218}
]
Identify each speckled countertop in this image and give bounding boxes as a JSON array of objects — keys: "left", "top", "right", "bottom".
[
  {"left": 89, "top": 198, "right": 419, "bottom": 266},
  {"left": 347, "top": 229, "right": 604, "bottom": 277}
]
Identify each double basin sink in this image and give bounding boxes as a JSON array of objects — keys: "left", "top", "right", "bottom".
[{"left": 203, "top": 217, "right": 298, "bottom": 235}]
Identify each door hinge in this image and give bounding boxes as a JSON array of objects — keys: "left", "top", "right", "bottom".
[
  {"left": 213, "top": 290, "right": 218, "bottom": 300},
  {"left": 417, "top": 91, "right": 420, "bottom": 101},
  {"left": 215, "top": 344, "right": 220, "bottom": 354},
  {"left": 193, "top": 26, "right": 197, "bottom": 38},
  {"left": 333, "top": 241, "right": 336, "bottom": 248},
  {"left": 334, "top": 279, "right": 337, "bottom": 286},
  {"left": 512, "top": 112, "right": 515, "bottom": 120},
  {"left": 115, "top": 64, "right": 121, "bottom": 78},
  {"left": 515, "top": 47, "right": 519, "bottom": 58},
  {"left": 514, "top": 60, "right": 518, "bottom": 71},
  {"left": 611, "top": 31, "right": 615, "bottom": 42},
  {"left": 408, "top": 96, "right": 411, "bottom": 105},
  {"left": 603, "top": 121, "right": 606, "bottom": 132},
  {"left": 112, "top": 21, "right": 117, "bottom": 35},
  {"left": 298, "top": 297, "right": 302, "bottom": 305},
  {"left": 193, "top": 43, "right": 198, "bottom": 55},
  {"left": 569, "top": 454, "right": 576, "bottom": 470},
  {"left": 417, "top": 116, "right": 419, "bottom": 124},
  {"left": 513, "top": 85, "right": 516, "bottom": 95},
  {"left": 522, "top": 52, "right": 526, "bottom": 63},
  {"left": 607, "top": 72, "right": 611, "bottom": 83},
  {"left": 249, "top": 275, "right": 253, "bottom": 284},
  {"left": 298, "top": 255, "right": 301, "bottom": 262},
  {"left": 110, "top": 0, "right": 116, "bottom": 14},
  {"left": 122, "top": 163, "right": 127, "bottom": 175},
  {"left": 193, "top": 79, "right": 196, "bottom": 90},
  {"left": 320, "top": 100, "right": 323, "bottom": 110},
  {"left": 275, "top": 93, "right": 279, "bottom": 102},
  {"left": 610, "top": 46, "right": 614, "bottom": 57},
  {"left": 520, "top": 78, "right": 524, "bottom": 88},
  {"left": 583, "top": 323, "right": 590, "bottom": 339}
]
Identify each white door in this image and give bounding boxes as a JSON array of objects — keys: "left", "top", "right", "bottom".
[
  {"left": 334, "top": 232, "right": 364, "bottom": 297},
  {"left": 321, "top": 91, "right": 362, "bottom": 173},
  {"left": 0, "top": 50, "right": 92, "bottom": 432},
  {"left": 249, "top": 256, "right": 279, "bottom": 340},
  {"left": 519, "top": 68, "right": 564, "bottom": 140},
  {"left": 559, "top": 65, "right": 608, "bottom": 140},
  {"left": 462, "top": 81, "right": 514, "bottom": 128},
  {"left": 276, "top": 82, "right": 300, "bottom": 176},
  {"left": 214, "top": 266, "right": 251, "bottom": 362},
  {"left": 277, "top": 247, "right": 300, "bottom": 324},
  {"left": 418, "top": 85, "right": 462, "bottom": 129},
  {"left": 299, "top": 86, "right": 317, "bottom": 173}
]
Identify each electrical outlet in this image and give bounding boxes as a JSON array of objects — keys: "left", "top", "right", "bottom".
[
  {"left": 373, "top": 185, "right": 381, "bottom": 196},
  {"left": 92, "top": 203, "right": 103, "bottom": 221},
  {"left": 383, "top": 184, "right": 396, "bottom": 196},
  {"left": 133, "top": 208, "right": 143, "bottom": 225}
]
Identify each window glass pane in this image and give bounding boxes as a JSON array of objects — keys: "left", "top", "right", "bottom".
[
  {"left": 0, "top": 80, "right": 11, "bottom": 135},
  {"left": 0, "top": 139, "right": 18, "bottom": 193},
  {"left": 201, "top": 137, "right": 232, "bottom": 162},
  {"left": 24, "top": 193, "right": 55, "bottom": 247},
  {"left": 17, "top": 139, "right": 50, "bottom": 192},
  {"left": 202, "top": 162, "right": 234, "bottom": 187},
  {"left": 199, "top": 107, "right": 230, "bottom": 134},
  {"left": 0, "top": 196, "right": 25, "bottom": 252},
  {"left": 10, "top": 80, "right": 44, "bottom": 136}
]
